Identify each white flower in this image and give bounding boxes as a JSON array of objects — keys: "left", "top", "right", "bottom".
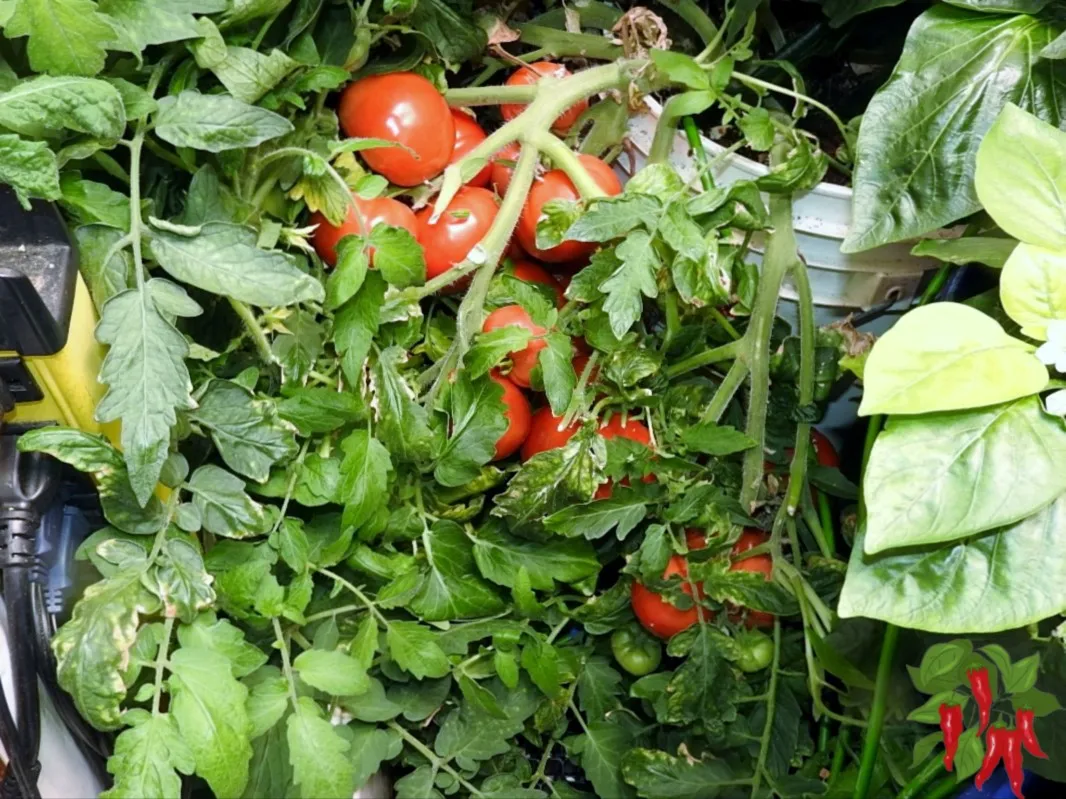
[
  {"left": 1034, "top": 319, "right": 1066, "bottom": 373},
  {"left": 1046, "top": 389, "right": 1066, "bottom": 417}
]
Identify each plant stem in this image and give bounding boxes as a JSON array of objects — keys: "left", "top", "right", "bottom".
[
  {"left": 151, "top": 617, "right": 175, "bottom": 716},
  {"left": 924, "top": 774, "right": 963, "bottom": 799},
  {"left": 829, "top": 727, "right": 850, "bottom": 783},
  {"left": 683, "top": 117, "right": 715, "bottom": 191},
  {"left": 272, "top": 617, "right": 300, "bottom": 711},
  {"left": 230, "top": 298, "right": 276, "bottom": 365},
  {"left": 387, "top": 722, "right": 487, "bottom": 798},
  {"left": 918, "top": 264, "right": 951, "bottom": 306},
  {"left": 663, "top": 291, "right": 680, "bottom": 350},
  {"left": 731, "top": 72, "right": 851, "bottom": 152},
  {"left": 701, "top": 357, "right": 748, "bottom": 424},
  {"left": 516, "top": 23, "right": 624, "bottom": 60},
  {"left": 750, "top": 620, "right": 782, "bottom": 797},
  {"left": 817, "top": 492, "right": 835, "bottom": 557},
  {"left": 710, "top": 307, "right": 741, "bottom": 340},
  {"left": 302, "top": 604, "right": 363, "bottom": 623},
  {"left": 852, "top": 623, "right": 899, "bottom": 799},
  {"left": 144, "top": 139, "right": 195, "bottom": 174},
  {"left": 93, "top": 151, "right": 131, "bottom": 185},
  {"left": 664, "top": 338, "right": 744, "bottom": 378},
  {"left": 317, "top": 568, "right": 390, "bottom": 626},
  {"left": 898, "top": 754, "right": 946, "bottom": 799},
  {"left": 785, "top": 259, "right": 816, "bottom": 516},
  {"left": 740, "top": 141, "right": 798, "bottom": 509},
  {"left": 530, "top": 130, "right": 605, "bottom": 199},
  {"left": 800, "top": 491, "right": 832, "bottom": 559}
]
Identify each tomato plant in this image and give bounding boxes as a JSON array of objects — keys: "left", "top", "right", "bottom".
[
  {"left": 610, "top": 625, "right": 662, "bottom": 676},
  {"left": 631, "top": 551, "right": 704, "bottom": 639},
  {"left": 338, "top": 72, "right": 454, "bottom": 186}
]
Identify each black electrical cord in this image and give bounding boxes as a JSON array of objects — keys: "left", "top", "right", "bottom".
[{"left": 5, "top": 570, "right": 40, "bottom": 763}]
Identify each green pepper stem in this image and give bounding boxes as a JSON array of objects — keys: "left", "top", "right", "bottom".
[{"left": 853, "top": 623, "right": 900, "bottom": 799}]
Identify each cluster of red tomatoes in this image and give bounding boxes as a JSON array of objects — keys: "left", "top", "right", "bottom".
[{"left": 309, "top": 65, "right": 626, "bottom": 466}]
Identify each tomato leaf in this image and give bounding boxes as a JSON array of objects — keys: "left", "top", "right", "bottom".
[
  {"left": 434, "top": 373, "right": 508, "bottom": 488},
  {"left": 101, "top": 714, "right": 194, "bottom": 799}
]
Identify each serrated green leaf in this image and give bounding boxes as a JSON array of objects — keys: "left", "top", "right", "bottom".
[
  {"left": 569, "top": 719, "right": 635, "bottom": 799},
  {"left": 0, "top": 133, "right": 60, "bottom": 204},
  {"left": 544, "top": 489, "right": 647, "bottom": 541},
  {"left": 565, "top": 195, "right": 660, "bottom": 243},
  {"left": 100, "top": 0, "right": 227, "bottom": 52},
  {"left": 621, "top": 747, "right": 739, "bottom": 798},
  {"left": 0, "top": 75, "right": 124, "bottom": 138},
  {"left": 154, "top": 91, "right": 293, "bottom": 152},
  {"left": 75, "top": 225, "right": 132, "bottom": 310},
  {"left": 465, "top": 326, "right": 533, "bottom": 379},
  {"left": 169, "top": 645, "right": 254, "bottom": 797},
  {"left": 210, "top": 46, "right": 297, "bottom": 104},
  {"left": 189, "top": 379, "right": 298, "bottom": 482},
  {"left": 601, "top": 231, "right": 660, "bottom": 338},
  {"left": 94, "top": 288, "right": 194, "bottom": 505},
  {"left": 276, "top": 386, "right": 364, "bottom": 435},
  {"left": 286, "top": 697, "right": 354, "bottom": 799},
  {"left": 336, "top": 429, "right": 392, "bottom": 529},
  {"left": 188, "top": 465, "right": 271, "bottom": 538},
  {"left": 178, "top": 612, "right": 267, "bottom": 679},
  {"left": 434, "top": 373, "right": 507, "bottom": 487},
  {"left": 61, "top": 176, "right": 130, "bottom": 229},
  {"left": 243, "top": 666, "right": 289, "bottom": 739},
  {"left": 385, "top": 620, "right": 451, "bottom": 679},
  {"left": 149, "top": 222, "right": 323, "bottom": 307},
  {"left": 679, "top": 422, "right": 756, "bottom": 456},
  {"left": 369, "top": 346, "right": 436, "bottom": 463},
  {"left": 406, "top": 521, "right": 505, "bottom": 621},
  {"left": 369, "top": 224, "right": 426, "bottom": 288},
  {"left": 5, "top": 0, "right": 115, "bottom": 76},
  {"left": 325, "top": 236, "right": 369, "bottom": 310},
  {"left": 101, "top": 714, "right": 194, "bottom": 799},
  {"left": 539, "top": 332, "right": 575, "bottom": 416},
  {"left": 292, "top": 649, "right": 369, "bottom": 696},
  {"left": 469, "top": 524, "right": 599, "bottom": 590}
]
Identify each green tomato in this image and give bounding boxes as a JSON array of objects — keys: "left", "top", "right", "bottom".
[
  {"left": 611, "top": 626, "right": 662, "bottom": 676},
  {"left": 735, "top": 630, "right": 774, "bottom": 673}
]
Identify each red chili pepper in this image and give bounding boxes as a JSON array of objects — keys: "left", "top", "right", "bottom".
[
  {"left": 939, "top": 703, "right": 963, "bottom": 771},
  {"left": 1003, "top": 728, "right": 1025, "bottom": 799},
  {"left": 975, "top": 726, "right": 1007, "bottom": 792},
  {"left": 1017, "top": 709, "right": 1049, "bottom": 759},
  {"left": 968, "top": 667, "right": 993, "bottom": 734}
]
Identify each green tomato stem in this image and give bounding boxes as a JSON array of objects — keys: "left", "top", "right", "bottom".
[
  {"left": 784, "top": 259, "right": 816, "bottom": 515},
  {"left": 701, "top": 357, "right": 749, "bottom": 424},
  {"left": 272, "top": 617, "right": 301, "bottom": 712},
  {"left": 229, "top": 297, "right": 276, "bottom": 365},
  {"left": 817, "top": 491, "right": 836, "bottom": 557},
  {"left": 898, "top": 753, "right": 948, "bottom": 799},
  {"left": 829, "top": 726, "right": 851, "bottom": 784},
  {"left": 663, "top": 338, "right": 745, "bottom": 378},
  {"left": 741, "top": 140, "right": 799, "bottom": 509},
  {"left": 516, "top": 23, "right": 624, "bottom": 61},
  {"left": 151, "top": 617, "right": 175, "bottom": 716},
  {"left": 683, "top": 116, "right": 716, "bottom": 191},
  {"left": 731, "top": 72, "right": 851, "bottom": 156},
  {"left": 530, "top": 129, "right": 606, "bottom": 199},
  {"left": 656, "top": 0, "right": 720, "bottom": 46},
  {"left": 852, "top": 623, "right": 900, "bottom": 799},
  {"left": 387, "top": 722, "right": 487, "bottom": 798},
  {"left": 750, "top": 619, "right": 782, "bottom": 797}
]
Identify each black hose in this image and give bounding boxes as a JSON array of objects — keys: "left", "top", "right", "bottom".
[{"left": 5, "top": 570, "right": 40, "bottom": 768}]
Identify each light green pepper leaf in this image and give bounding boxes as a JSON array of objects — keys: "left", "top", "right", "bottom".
[
  {"left": 858, "top": 302, "right": 1047, "bottom": 415},
  {"left": 864, "top": 397, "right": 1066, "bottom": 552},
  {"left": 998, "top": 243, "right": 1066, "bottom": 341}
]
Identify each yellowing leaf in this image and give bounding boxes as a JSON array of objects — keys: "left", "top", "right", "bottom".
[
  {"left": 858, "top": 302, "right": 1047, "bottom": 415},
  {"left": 999, "top": 243, "right": 1066, "bottom": 340}
]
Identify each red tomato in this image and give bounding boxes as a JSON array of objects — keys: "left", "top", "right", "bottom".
[
  {"left": 415, "top": 186, "right": 499, "bottom": 281},
  {"left": 310, "top": 196, "right": 418, "bottom": 267},
  {"left": 511, "top": 260, "right": 564, "bottom": 307},
  {"left": 516, "top": 155, "right": 623, "bottom": 263},
  {"left": 491, "top": 372, "right": 531, "bottom": 460},
  {"left": 500, "top": 62, "right": 589, "bottom": 133},
  {"left": 810, "top": 428, "right": 839, "bottom": 468},
  {"left": 482, "top": 305, "right": 546, "bottom": 388},
  {"left": 338, "top": 72, "right": 454, "bottom": 186},
  {"left": 448, "top": 109, "right": 490, "bottom": 187},
  {"left": 521, "top": 407, "right": 580, "bottom": 462},
  {"left": 490, "top": 142, "right": 521, "bottom": 196},
  {"left": 631, "top": 557, "right": 701, "bottom": 639},
  {"left": 730, "top": 530, "right": 774, "bottom": 629}
]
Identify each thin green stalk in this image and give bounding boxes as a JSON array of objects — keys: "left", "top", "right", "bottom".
[
  {"left": 852, "top": 623, "right": 900, "bottom": 799},
  {"left": 898, "top": 754, "right": 946, "bottom": 799},
  {"left": 93, "top": 151, "right": 130, "bottom": 184},
  {"left": 151, "top": 617, "right": 175, "bottom": 716},
  {"left": 918, "top": 264, "right": 951, "bottom": 306},
  {"left": 784, "top": 259, "right": 816, "bottom": 516},
  {"left": 731, "top": 72, "right": 851, "bottom": 152},
  {"left": 648, "top": 92, "right": 691, "bottom": 165},
  {"left": 710, "top": 307, "right": 741, "bottom": 340},
  {"left": 750, "top": 620, "right": 782, "bottom": 797},
  {"left": 829, "top": 727, "right": 850, "bottom": 783},
  {"left": 800, "top": 491, "right": 832, "bottom": 559},
  {"left": 701, "top": 358, "right": 749, "bottom": 424},
  {"left": 388, "top": 722, "right": 487, "bottom": 798},
  {"left": 664, "top": 338, "right": 744, "bottom": 378},
  {"left": 683, "top": 117, "right": 714, "bottom": 190},
  {"left": 531, "top": 130, "right": 605, "bottom": 199},
  {"left": 272, "top": 617, "right": 300, "bottom": 711},
  {"left": 317, "top": 567, "right": 390, "bottom": 627},
  {"left": 663, "top": 291, "right": 681, "bottom": 350},
  {"left": 145, "top": 139, "right": 195, "bottom": 173},
  {"left": 817, "top": 492, "right": 835, "bottom": 557},
  {"left": 229, "top": 298, "right": 275, "bottom": 365},
  {"left": 740, "top": 141, "right": 799, "bottom": 508}
]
